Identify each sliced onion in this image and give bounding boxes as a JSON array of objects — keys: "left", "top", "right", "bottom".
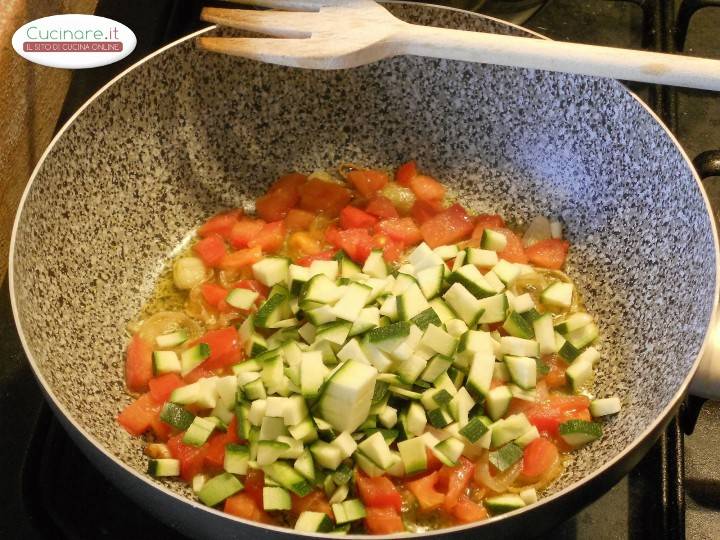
[
  {"left": 522, "top": 216, "right": 552, "bottom": 247},
  {"left": 137, "top": 310, "right": 202, "bottom": 346},
  {"left": 475, "top": 453, "right": 522, "bottom": 493}
]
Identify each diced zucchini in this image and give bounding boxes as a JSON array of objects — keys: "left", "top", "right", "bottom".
[
  {"left": 476, "top": 293, "right": 508, "bottom": 324},
  {"left": 459, "top": 416, "right": 489, "bottom": 443},
  {"left": 147, "top": 458, "right": 180, "bottom": 477},
  {"left": 226, "top": 288, "right": 259, "bottom": 310},
  {"left": 428, "top": 297, "right": 457, "bottom": 324},
  {"left": 198, "top": 472, "right": 244, "bottom": 507},
  {"left": 519, "top": 487, "right": 538, "bottom": 505},
  {"left": 492, "top": 259, "right": 521, "bottom": 286},
  {"left": 294, "top": 449, "right": 316, "bottom": 482},
  {"left": 409, "top": 242, "right": 444, "bottom": 272},
  {"left": 465, "top": 247, "right": 498, "bottom": 268},
  {"left": 465, "top": 351, "right": 495, "bottom": 399},
  {"left": 314, "top": 360, "right": 378, "bottom": 433},
  {"left": 558, "top": 419, "right": 603, "bottom": 447},
  {"left": 448, "top": 387, "right": 475, "bottom": 426},
  {"left": 502, "top": 311, "right": 534, "bottom": 339},
  {"left": 332, "top": 499, "right": 366, "bottom": 524},
  {"left": 314, "top": 321, "right": 352, "bottom": 346},
  {"left": 443, "top": 283, "right": 483, "bottom": 326},
  {"left": 159, "top": 402, "right": 195, "bottom": 430},
  {"left": 358, "top": 432, "right": 394, "bottom": 470},
  {"left": 427, "top": 407, "right": 453, "bottom": 428},
  {"left": 590, "top": 397, "right": 622, "bottom": 417},
  {"left": 362, "top": 250, "right": 388, "bottom": 278},
  {"left": 302, "top": 274, "right": 341, "bottom": 306},
  {"left": 504, "top": 355, "right": 537, "bottom": 390},
  {"left": 541, "top": 282, "right": 574, "bottom": 308},
  {"left": 410, "top": 307, "right": 442, "bottom": 331},
  {"left": 349, "top": 307, "right": 380, "bottom": 337},
  {"left": 397, "top": 436, "right": 428, "bottom": 475},
  {"left": 263, "top": 461, "right": 312, "bottom": 496},
  {"left": 420, "top": 324, "right": 458, "bottom": 357},
  {"left": 255, "top": 292, "right": 292, "bottom": 329},
  {"left": 533, "top": 314, "right": 557, "bottom": 355},
  {"left": 309, "top": 259, "right": 339, "bottom": 281},
  {"left": 295, "top": 511, "right": 334, "bottom": 533},
  {"left": 500, "top": 336, "right": 539, "bottom": 358},
  {"left": 332, "top": 431, "right": 358, "bottom": 459},
  {"left": 432, "top": 437, "right": 465, "bottom": 466},
  {"left": 508, "top": 292, "right": 535, "bottom": 314},
  {"left": 515, "top": 426, "right": 540, "bottom": 448},
  {"left": 396, "top": 354, "right": 428, "bottom": 385},
  {"left": 416, "top": 265, "right": 445, "bottom": 300},
  {"left": 288, "top": 417, "right": 319, "bottom": 443},
  {"left": 337, "top": 252, "right": 363, "bottom": 278},
  {"left": 565, "top": 322, "right": 599, "bottom": 349},
  {"left": 310, "top": 441, "right": 344, "bottom": 470},
  {"left": 555, "top": 312, "right": 594, "bottom": 334},
  {"left": 263, "top": 486, "right": 292, "bottom": 511},
  {"left": 421, "top": 355, "right": 453, "bottom": 383},
  {"left": 566, "top": 357, "right": 593, "bottom": 392},
  {"left": 489, "top": 442, "right": 523, "bottom": 471},
  {"left": 183, "top": 416, "right": 218, "bottom": 447},
  {"left": 398, "top": 283, "right": 430, "bottom": 321},
  {"left": 247, "top": 399, "right": 266, "bottom": 426},
  {"left": 252, "top": 257, "right": 289, "bottom": 287},
  {"left": 155, "top": 330, "right": 188, "bottom": 348},
  {"left": 484, "top": 494, "right": 526, "bottom": 514},
  {"left": 407, "top": 402, "right": 427, "bottom": 436},
  {"left": 332, "top": 282, "right": 372, "bottom": 322},
  {"left": 491, "top": 414, "right": 532, "bottom": 447},
  {"left": 224, "top": 444, "right": 250, "bottom": 475},
  {"left": 152, "top": 351, "right": 181, "bottom": 375},
  {"left": 180, "top": 343, "right": 210, "bottom": 375},
  {"left": 481, "top": 229, "right": 507, "bottom": 251},
  {"left": 447, "top": 264, "right": 497, "bottom": 299},
  {"left": 434, "top": 244, "right": 459, "bottom": 260},
  {"left": 485, "top": 385, "right": 513, "bottom": 420}
]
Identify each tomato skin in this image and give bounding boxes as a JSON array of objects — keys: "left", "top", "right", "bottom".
[
  {"left": 198, "top": 327, "right": 242, "bottom": 371},
  {"left": 201, "top": 283, "right": 228, "bottom": 309},
  {"left": 243, "top": 469, "right": 265, "bottom": 508},
  {"left": 406, "top": 471, "right": 445, "bottom": 511},
  {"left": 299, "top": 179, "right": 352, "bottom": 216},
  {"left": 395, "top": 160, "right": 418, "bottom": 187},
  {"left": 224, "top": 493, "right": 271, "bottom": 523},
  {"left": 340, "top": 206, "right": 378, "bottom": 229},
  {"left": 167, "top": 432, "right": 209, "bottom": 482},
  {"left": 248, "top": 221, "right": 285, "bottom": 253},
  {"left": 194, "top": 234, "right": 226, "bottom": 267},
  {"left": 377, "top": 217, "right": 423, "bottom": 246},
  {"left": 221, "top": 246, "right": 263, "bottom": 270},
  {"left": 522, "top": 437, "right": 559, "bottom": 478},
  {"left": 411, "top": 199, "right": 442, "bottom": 224},
  {"left": 117, "top": 393, "right": 160, "bottom": 436},
  {"left": 409, "top": 174, "right": 445, "bottom": 202},
  {"left": 198, "top": 209, "right": 243, "bottom": 239},
  {"left": 326, "top": 227, "right": 374, "bottom": 263},
  {"left": 355, "top": 471, "right": 403, "bottom": 512},
  {"left": 420, "top": 203, "right": 474, "bottom": 248},
  {"left": 471, "top": 214, "right": 506, "bottom": 239},
  {"left": 296, "top": 249, "right": 337, "bottom": 267},
  {"left": 125, "top": 334, "right": 153, "bottom": 392},
  {"left": 452, "top": 495, "right": 489, "bottom": 524},
  {"left": 148, "top": 373, "right": 184, "bottom": 403},
  {"left": 525, "top": 239, "right": 570, "bottom": 270},
  {"left": 365, "top": 196, "right": 399, "bottom": 219},
  {"left": 364, "top": 507, "right": 405, "bottom": 534},
  {"left": 441, "top": 457, "right": 475, "bottom": 512},
  {"left": 291, "top": 490, "right": 334, "bottom": 519},
  {"left": 229, "top": 219, "right": 266, "bottom": 249},
  {"left": 284, "top": 208, "right": 316, "bottom": 231},
  {"left": 347, "top": 169, "right": 389, "bottom": 198}
]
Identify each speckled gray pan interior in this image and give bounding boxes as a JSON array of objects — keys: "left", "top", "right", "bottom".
[{"left": 10, "top": 2, "right": 718, "bottom": 537}]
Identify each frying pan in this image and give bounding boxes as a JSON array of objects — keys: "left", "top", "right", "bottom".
[{"left": 10, "top": 3, "right": 720, "bottom": 538}]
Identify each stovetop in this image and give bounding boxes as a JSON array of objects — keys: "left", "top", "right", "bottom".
[{"left": 3, "top": 0, "right": 720, "bottom": 538}]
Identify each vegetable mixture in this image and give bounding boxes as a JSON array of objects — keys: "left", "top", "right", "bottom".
[{"left": 118, "top": 162, "right": 621, "bottom": 534}]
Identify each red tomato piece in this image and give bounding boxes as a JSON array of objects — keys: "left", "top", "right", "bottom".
[
  {"left": 256, "top": 173, "right": 307, "bottom": 221},
  {"left": 452, "top": 495, "right": 489, "bottom": 524},
  {"left": 193, "top": 234, "right": 226, "bottom": 267},
  {"left": 525, "top": 239, "right": 570, "bottom": 270},
  {"left": 299, "top": 179, "right": 352, "bottom": 216},
  {"left": 406, "top": 471, "right": 445, "bottom": 511},
  {"left": 340, "top": 206, "right": 378, "bottom": 229},
  {"left": 291, "top": 491, "right": 334, "bottom": 519},
  {"left": 409, "top": 174, "right": 445, "bottom": 202},
  {"left": 327, "top": 227, "right": 374, "bottom": 263},
  {"left": 420, "top": 203, "right": 474, "bottom": 248},
  {"left": 544, "top": 355, "right": 569, "bottom": 389},
  {"left": 522, "top": 437, "right": 559, "bottom": 479},
  {"left": 268, "top": 172, "right": 308, "bottom": 194},
  {"left": 365, "top": 195, "right": 399, "bottom": 219},
  {"left": 148, "top": 373, "right": 184, "bottom": 404},
  {"left": 487, "top": 227, "right": 528, "bottom": 263},
  {"left": 167, "top": 432, "right": 209, "bottom": 482},
  {"left": 296, "top": 249, "right": 337, "bottom": 267},
  {"left": 355, "top": 471, "right": 403, "bottom": 512},
  {"left": 284, "top": 208, "right": 316, "bottom": 231},
  {"left": 198, "top": 209, "right": 243, "bottom": 239},
  {"left": 117, "top": 393, "right": 160, "bottom": 436},
  {"left": 410, "top": 199, "right": 443, "bottom": 224},
  {"left": 201, "top": 283, "right": 228, "bottom": 309},
  {"left": 248, "top": 221, "right": 285, "bottom": 253},
  {"left": 288, "top": 231, "right": 323, "bottom": 258},
  {"left": 220, "top": 246, "right": 263, "bottom": 270},
  {"left": 364, "top": 507, "right": 405, "bottom": 534},
  {"left": 525, "top": 395, "right": 591, "bottom": 436},
  {"left": 346, "top": 169, "right": 389, "bottom": 198},
  {"left": 150, "top": 411, "right": 172, "bottom": 442},
  {"left": 243, "top": 469, "right": 265, "bottom": 509},
  {"left": 395, "top": 160, "right": 418, "bottom": 187},
  {"left": 224, "top": 493, "right": 271, "bottom": 523},
  {"left": 204, "top": 418, "right": 240, "bottom": 470},
  {"left": 471, "top": 214, "right": 506, "bottom": 239},
  {"left": 372, "top": 234, "right": 405, "bottom": 263},
  {"left": 426, "top": 448, "right": 444, "bottom": 472},
  {"left": 442, "top": 457, "right": 475, "bottom": 512},
  {"left": 199, "top": 327, "right": 242, "bottom": 371},
  {"left": 125, "top": 334, "right": 153, "bottom": 392},
  {"left": 229, "top": 219, "right": 266, "bottom": 249},
  {"left": 377, "top": 217, "right": 423, "bottom": 246}
]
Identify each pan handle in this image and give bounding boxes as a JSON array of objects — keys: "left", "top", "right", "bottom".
[{"left": 689, "top": 150, "right": 720, "bottom": 400}]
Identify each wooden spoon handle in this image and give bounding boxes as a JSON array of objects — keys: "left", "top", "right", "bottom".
[{"left": 393, "top": 24, "right": 720, "bottom": 91}]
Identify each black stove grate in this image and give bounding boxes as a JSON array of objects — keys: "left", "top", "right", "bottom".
[{"left": 5, "top": 0, "right": 719, "bottom": 538}]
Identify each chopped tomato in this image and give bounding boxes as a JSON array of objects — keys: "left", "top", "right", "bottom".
[
  {"left": 198, "top": 209, "right": 243, "bottom": 239},
  {"left": 471, "top": 214, "right": 506, "bottom": 239},
  {"left": 125, "top": 334, "right": 153, "bottom": 392},
  {"left": 299, "top": 179, "right": 352, "bottom": 216},
  {"left": 452, "top": 495, "right": 489, "bottom": 524},
  {"left": 395, "top": 160, "right": 417, "bottom": 187},
  {"left": 150, "top": 411, "right": 172, "bottom": 441},
  {"left": 296, "top": 249, "right": 337, "bottom": 266},
  {"left": 347, "top": 169, "right": 389, "bottom": 198},
  {"left": 248, "top": 221, "right": 285, "bottom": 253},
  {"left": 284, "top": 208, "right": 316, "bottom": 231},
  {"left": 182, "top": 366, "right": 216, "bottom": 384},
  {"left": 406, "top": 471, "right": 445, "bottom": 511},
  {"left": 364, "top": 507, "right": 405, "bottom": 534},
  {"left": 167, "top": 432, "right": 208, "bottom": 482},
  {"left": 117, "top": 393, "right": 160, "bottom": 436},
  {"left": 355, "top": 471, "right": 403, "bottom": 512},
  {"left": 288, "top": 231, "right": 322, "bottom": 258},
  {"left": 148, "top": 373, "right": 184, "bottom": 403},
  {"left": 377, "top": 217, "right": 423, "bottom": 246},
  {"left": 372, "top": 234, "right": 404, "bottom": 263},
  {"left": 198, "top": 327, "right": 242, "bottom": 371},
  {"left": 326, "top": 227, "right": 374, "bottom": 263},
  {"left": 229, "top": 219, "right": 266, "bottom": 249},
  {"left": 204, "top": 418, "right": 240, "bottom": 469},
  {"left": 224, "top": 493, "right": 271, "bottom": 523},
  {"left": 365, "top": 195, "right": 399, "bottom": 219},
  {"left": 522, "top": 437, "right": 559, "bottom": 479},
  {"left": 409, "top": 174, "right": 445, "bottom": 202},
  {"left": 291, "top": 490, "right": 334, "bottom": 519},
  {"left": 487, "top": 227, "right": 528, "bottom": 263},
  {"left": 426, "top": 448, "right": 444, "bottom": 472},
  {"left": 268, "top": 172, "right": 308, "bottom": 194},
  {"left": 442, "top": 457, "right": 475, "bottom": 512},
  {"left": 201, "top": 283, "right": 228, "bottom": 309},
  {"left": 340, "top": 206, "right": 378, "bottom": 229},
  {"left": 525, "top": 395, "right": 591, "bottom": 436},
  {"left": 411, "top": 199, "right": 442, "bottom": 224},
  {"left": 243, "top": 469, "right": 265, "bottom": 508},
  {"left": 420, "top": 203, "right": 474, "bottom": 248},
  {"left": 525, "top": 239, "right": 570, "bottom": 270},
  {"left": 256, "top": 173, "right": 307, "bottom": 221},
  {"left": 220, "top": 246, "right": 263, "bottom": 270},
  {"left": 544, "top": 355, "right": 569, "bottom": 389},
  {"left": 193, "top": 234, "right": 226, "bottom": 267}
]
